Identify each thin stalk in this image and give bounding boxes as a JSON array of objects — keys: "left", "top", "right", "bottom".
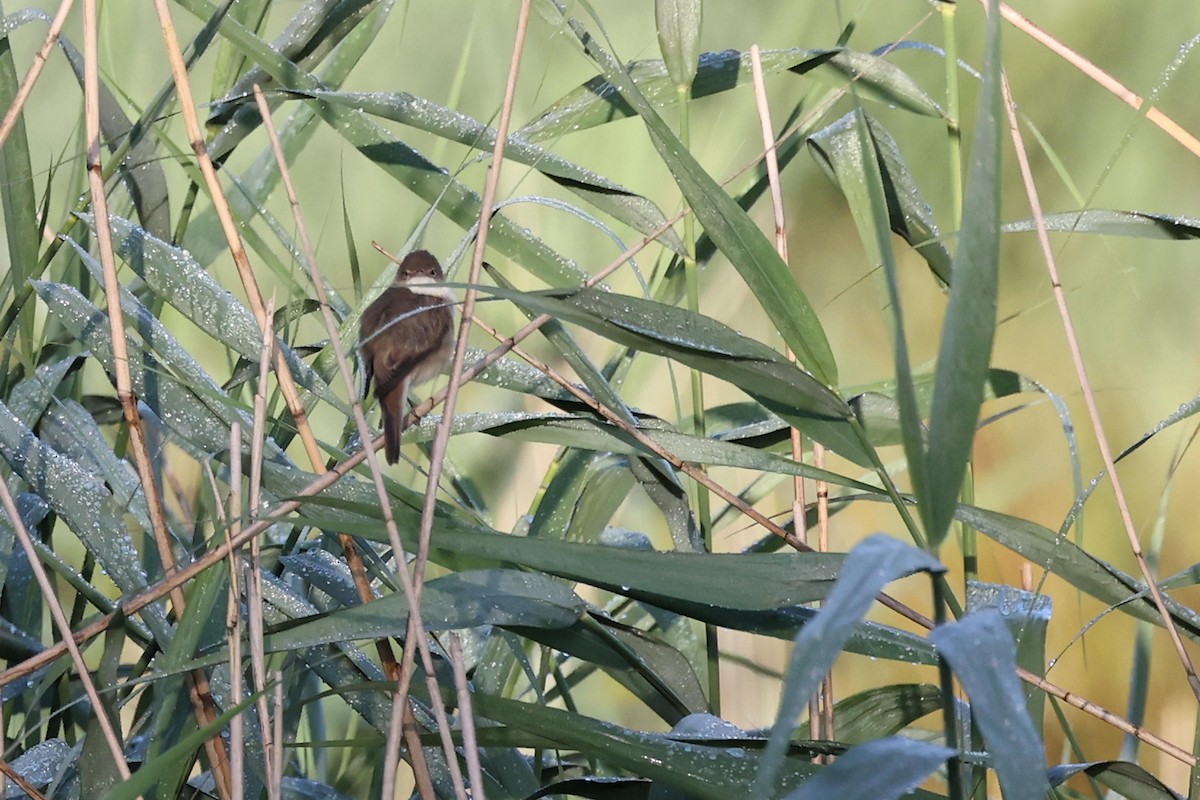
[
  {"left": 1191, "top": 710, "right": 1200, "bottom": 798},
  {"left": 939, "top": 0, "right": 964, "bottom": 224},
  {"left": 1002, "top": 69, "right": 1200, "bottom": 701},
  {"left": 676, "top": 78, "right": 719, "bottom": 716},
  {"left": 249, "top": 85, "right": 448, "bottom": 799},
  {"left": 750, "top": 42, "right": 817, "bottom": 743},
  {"left": 993, "top": 0, "right": 1200, "bottom": 158},
  {"left": 939, "top": 12, "right": 979, "bottom": 791},
  {"left": 935, "top": 574, "right": 965, "bottom": 800}
]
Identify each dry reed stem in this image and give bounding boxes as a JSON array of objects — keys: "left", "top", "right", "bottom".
[
  {"left": 224, "top": 424, "right": 245, "bottom": 800},
  {"left": 450, "top": 634, "right": 486, "bottom": 800},
  {"left": 995, "top": 2, "right": 1200, "bottom": 158},
  {"left": 273, "top": 676, "right": 284, "bottom": 796},
  {"left": 397, "top": 3, "right": 535, "bottom": 797},
  {"left": 249, "top": 296, "right": 279, "bottom": 798},
  {"left": 1000, "top": 70, "right": 1200, "bottom": 703},
  {"left": 84, "top": 0, "right": 228, "bottom": 791},
  {"left": 248, "top": 86, "right": 450, "bottom": 799},
  {"left": 0, "top": 0, "right": 74, "bottom": 153},
  {"left": 0, "top": 757, "right": 44, "bottom": 800},
  {"left": 0, "top": 469, "right": 130, "bottom": 777},
  {"left": 814, "top": 444, "right": 834, "bottom": 741},
  {"left": 749, "top": 43, "right": 827, "bottom": 744},
  {"left": 998, "top": 67, "right": 1200, "bottom": 705},
  {"left": 1017, "top": 665, "right": 1193, "bottom": 765},
  {"left": 149, "top": 0, "right": 323, "bottom": 474},
  {"left": 748, "top": 46, "right": 804, "bottom": 534}
]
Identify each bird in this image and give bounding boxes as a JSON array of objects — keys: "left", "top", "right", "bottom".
[{"left": 358, "top": 250, "right": 455, "bottom": 464}]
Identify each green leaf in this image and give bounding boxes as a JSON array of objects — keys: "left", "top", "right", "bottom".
[
  {"left": 77, "top": 215, "right": 346, "bottom": 412},
  {"left": 32, "top": 279, "right": 285, "bottom": 460},
  {"left": 473, "top": 695, "right": 818, "bottom": 798},
  {"left": 809, "top": 111, "right": 952, "bottom": 287},
  {"left": 560, "top": 16, "right": 839, "bottom": 385},
  {"left": 100, "top": 691, "right": 261, "bottom": 800},
  {"left": 142, "top": 561, "right": 231, "bottom": 797},
  {"left": 530, "top": 450, "right": 614, "bottom": 537},
  {"left": 920, "top": 0, "right": 1003, "bottom": 548},
  {"left": 1048, "top": 760, "right": 1183, "bottom": 800},
  {"left": 783, "top": 737, "right": 952, "bottom": 800},
  {"left": 803, "top": 48, "right": 942, "bottom": 118},
  {"left": 0, "top": 8, "right": 42, "bottom": 353},
  {"left": 292, "top": 89, "right": 684, "bottom": 253},
  {"left": 931, "top": 610, "right": 1051, "bottom": 798},
  {"left": 7, "top": 356, "right": 82, "bottom": 427},
  {"left": 955, "top": 502, "right": 1200, "bottom": 640},
  {"left": 516, "top": 614, "right": 706, "bottom": 724},
  {"left": 627, "top": 455, "right": 702, "bottom": 552},
  {"left": 445, "top": 410, "right": 880, "bottom": 492},
  {"left": 518, "top": 47, "right": 941, "bottom": 142},
  {"left": 846, "top": 107, "right": 929, "bottom": 546},
  {"left": 260, "top": 570, "right": 584, "bottom": 653},
  {"left": 491, "top": 285, "right": 869, "bottom": 464},
  {"left": 78, "top": 626, "right": 126, "bottom": 799},
  {"left": 799, "top": 683, "right": 942, "bottom": 744},
  {"left": 59, "top": 41, "right": 170, "bottom": 240},
  {"left": 755, "top": 536, "right": 944, "bottom": 795},
  {"left": 527, "top": 777, "right": 650, "bottom": 799},
  {"left": 486, "top": 266, "right": 639, "bottom": 426},
  {"left": 655, "top": 0, "right": 702, "bottom": 89},
  {"left": 967, "top": 581, "right": 1051, "bottom": 732},
  {"left": 1002, "top": 209, "right": 1200, "bottom": 240},
  {"left": 0, "top": 397, "right": 172, "bottom": 643}
]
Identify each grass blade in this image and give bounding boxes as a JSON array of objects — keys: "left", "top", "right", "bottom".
[
  {"left": 560, "top": 9, "right": 839, "bottom": 385},
  {"left": 921, "top": 0, "right": 1003, "bottom": 548},
  {"left": 755, "top": 535, "right": 944, "bottom": 795},
  {"left": 784, "top": 737, "right": 952, "bottom": 800},
  {"left": 931, "top": 610, "right": 1051, "bottom": 798}
]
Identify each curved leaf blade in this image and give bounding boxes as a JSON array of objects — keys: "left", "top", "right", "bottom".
[
  {"left": 655, "top": 0, "right": 702, "bottom": 89},
  {"left": 809, "top": 111, "right": 951, "bottom": 287},
  {"left": 519, "top": 47, "right": 941, "bottom": 142},
  {"left": 284, "top": 89, "right": 684, "bottom": 253},
  {"left": 474, "top": 695, "right": 816, "bottom": 798},
  {"left": 559, "top": 17, "right": 838, "bottom": 385},
  {"left": 755, "top": 536, "right": 944, "bottom": 795},
  {"left": 445, "top": 410, "right": 880, "bottom": 492},
  {"left": 922, "top": 0, "right": 1003, "bottom": 548},
  {"left": 493, "top": 286, "right": 869, "bottom": 464},
  {"left": 784, "top": 737, "right": 953, "bottom": 800},
  {"left": 1048, "top": 760, "right": 1183, "bottom": 800},
  {"left": 261, "top": 570, "right": 584, "bottom": 652},
  {"left": 1002, "top": 209, "right": 1200, "bottom": 240},
  {"left": 956, "top": 502, "right": 1200, "bottom": 640},
  {"left": 804, "top": 683, "right": 942, "bottom": 744},
  {"left": 931, "top": 610, "right": 1052, "bottom": 799}
]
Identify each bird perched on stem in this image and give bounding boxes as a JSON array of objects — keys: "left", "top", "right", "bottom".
[{"left": 359, "top": 250, "right": 454, "bottom": 464}]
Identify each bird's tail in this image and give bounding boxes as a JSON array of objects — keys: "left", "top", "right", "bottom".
[{"left": 380, "top": 380, "right": 409, "bottom": 464}]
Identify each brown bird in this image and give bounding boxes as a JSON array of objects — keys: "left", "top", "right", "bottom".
[{"left": 359, "top": 250, "right": 455, "bottom": 464}]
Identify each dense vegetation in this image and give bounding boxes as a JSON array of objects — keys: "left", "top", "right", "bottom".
[{"left": 1, "top": 0, "right": 1199, "bottom": 797}]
